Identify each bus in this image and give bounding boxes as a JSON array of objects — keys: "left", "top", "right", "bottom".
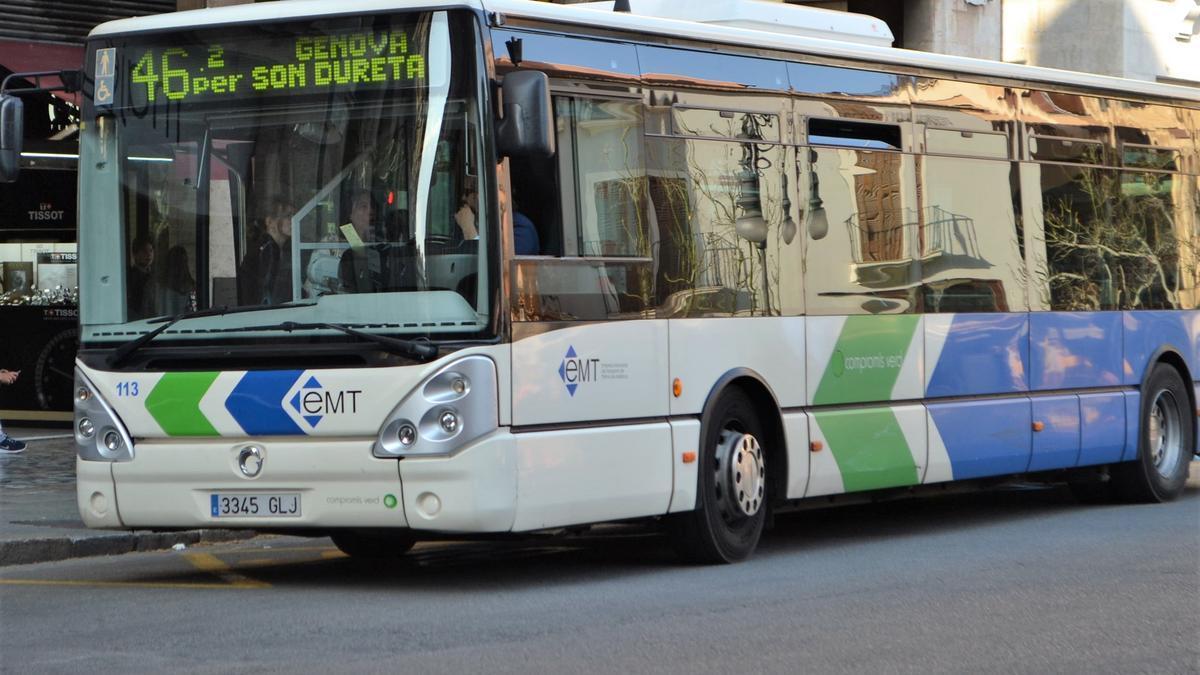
[{"left": 3, "top": 0, "right": 1195, "bottom": 563}]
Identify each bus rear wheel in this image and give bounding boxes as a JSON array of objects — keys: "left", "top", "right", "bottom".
[
  {"left": 330, "top": 530, "right": 417, "bottom": 559},
  {"left": 672, "top": 389, "right": 768, "bottom": 564},
  {"left": 1113, "top": 364, "right": 1194, "bottom": 503}
]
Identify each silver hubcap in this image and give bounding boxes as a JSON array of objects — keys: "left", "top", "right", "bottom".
[
  {"left": 715, "top": 430, "right": 765, "bottom": 518},
  {"left": 1148, "top": 390, "right": 1182, "bottom": 479}
]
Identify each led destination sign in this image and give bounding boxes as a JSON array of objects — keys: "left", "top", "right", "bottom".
[{"left": 119, "top": 25, "right": 427, "bottom": 105}]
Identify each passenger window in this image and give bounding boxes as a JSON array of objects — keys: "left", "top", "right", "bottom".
[
  {"left": 555, "top": 97, "right": 649, "bottom": 257},
  {"left": 920, "top": 156, "right": 1025, "bottom": 312},
  {"left": 1037, "top": 164, "right": 1190, "bottom": 310},
  {"left": 511, "top": 96, "right": 653, "bottom": 322},
  {"left": 803, "top": 144, "right": 920, "bottom": 315},
  {"left": 646, "top": 129, "right": 791, "bottom": 318}
]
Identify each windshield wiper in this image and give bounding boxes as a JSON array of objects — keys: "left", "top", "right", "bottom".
[
  {"left": 107, "top": 301, "right": 317, "bottom": 368},
  {"left": 240, "top": 321, "right": 438, "bottom": 362}
]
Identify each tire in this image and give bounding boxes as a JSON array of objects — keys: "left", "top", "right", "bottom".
[
  {"left": 330, "top": 530, "right": 417, "bottom": 559},
  {"left": 1113, "top": 364, "right": 1194, "bottom": 503},
  {"left": 671, "top": 389, "right": 769, "bottom": 564}
]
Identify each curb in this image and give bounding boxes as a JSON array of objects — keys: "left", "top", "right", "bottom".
[{"left": 0, "top": 529, "right": 260, "bottom": 567}]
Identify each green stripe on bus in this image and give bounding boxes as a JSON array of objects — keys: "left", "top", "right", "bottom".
[
  {"left": 145, "top": 372, "right": 221, "bottom": 436},
  {"left": 814, "top": 408, "right": 919, "bottom": 493},
  {"left": 813, "top": 315, "right": 919, "bottom": 406}
]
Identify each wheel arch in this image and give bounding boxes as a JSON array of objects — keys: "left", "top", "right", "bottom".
[
  {"left": 1143, "top": 346, "right": 1196, "bottom": 457},
  {"left": 699, "top": 369, "right": 788, "bottom": 506}
]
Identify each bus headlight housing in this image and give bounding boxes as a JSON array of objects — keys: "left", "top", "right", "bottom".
[
  {"left": 75, "top": 369, "right": 136, "bottom": 462},
  {"left": 373, "top": 355, "right": 498, "bottom": 458}
]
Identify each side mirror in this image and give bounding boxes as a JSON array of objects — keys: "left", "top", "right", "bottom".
[
  {"left": 0, "top": 95, "right": 24, "bottom": 184},
  {"left": 496, "top": 70, "right": 555, "bottom": 159}
]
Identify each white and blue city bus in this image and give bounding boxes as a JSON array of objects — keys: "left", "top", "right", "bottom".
[{"left": 1, "top": 0, "right": 1194, "bottom": 562}]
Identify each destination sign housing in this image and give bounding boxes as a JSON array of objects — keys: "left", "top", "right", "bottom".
[{"left": 111, "top": 21, "right": 428, "bottom": 106}]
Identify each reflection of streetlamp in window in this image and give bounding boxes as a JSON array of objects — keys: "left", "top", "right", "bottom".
[
  {"left": 734, "top": 113, "right": 776, "bottom": 314},
  {"left": 806, "top": 148, "right": 830, "bottom": 240}
]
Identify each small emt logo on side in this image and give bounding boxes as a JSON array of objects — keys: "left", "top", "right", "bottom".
[
  {"left": 558, "top": 346, "right": 600, "bottom": 397},
  {"left": 558, "top": 345, "right": 630, "bottom": 397}
]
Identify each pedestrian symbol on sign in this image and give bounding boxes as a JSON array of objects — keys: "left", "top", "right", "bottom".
[
  {"left": 96, "top": 48, "right": 114, "bottom": 78},
  {"left": 94, "top": 48, "right": 116, "bottom": 108}
]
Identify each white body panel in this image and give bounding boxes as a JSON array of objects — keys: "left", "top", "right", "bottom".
[
  {"left": 511, "top": 423, "right": 673, "bottom": 531},
  {"left": 668, "top": 317, "right": 806, "bottom": 415},
  {"left": 782, "top": 411, "right": 812, "bottom": 499},
  {"left": 110, "top": 439, "right": 410, "bottom": 528},
  {"left": 924, "top": 410, "right": 955, "bottom": 485},
  {"left": 805, "top": 415, "right": 844, "bottom": 498},
  {"left": 399, "top": 431, "right": 518, "bottom": 532},
  {"left": 77, "top": 458, "right": 121, "bottom": 528},
  {"left": 511, "top": 321, "right": 669, "bottom": 426},
  {"left": 667, "top": 418, "right": 700, "bottom": 513}
]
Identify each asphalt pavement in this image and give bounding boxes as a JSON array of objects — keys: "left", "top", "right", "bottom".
[{"left": 0, "top": 426, "right": 252, "bottom": 566}]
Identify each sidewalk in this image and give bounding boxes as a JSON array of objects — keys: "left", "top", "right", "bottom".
[{"left": 0, "top": 427, "right": 255, "bottom": 566}]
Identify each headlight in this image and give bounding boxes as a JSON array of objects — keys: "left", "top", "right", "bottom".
[
  {"left": 373, "top": 355, "right": 498, "bottom": 458},
  {"left": 75, "top": 369, "right": 136, "bottom": 462}
]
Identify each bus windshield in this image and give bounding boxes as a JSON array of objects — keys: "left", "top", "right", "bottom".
[{"left": 78, "top": 10, "right": 492, "bottom": 349}]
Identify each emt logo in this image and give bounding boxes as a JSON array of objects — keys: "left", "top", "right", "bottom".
[
  {"left": 558, "top": 346, "right": 600, "bottom": 397},
  {"left": 286, "top": 376, "right": 362, "bottom": 428}
]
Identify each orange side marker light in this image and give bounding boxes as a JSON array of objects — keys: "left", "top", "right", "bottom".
[
  {"left": 810, "top": 441, "right": 824, "bottom": 452},
  {"left": 672, "top": 378, "right": 683, "bottom": 398},
  {"left": 1032, "top": 421, "right": 1045, "bottom": 432},
  {"left": 681, "top": 451, "right": 696, "bottom": 464}
]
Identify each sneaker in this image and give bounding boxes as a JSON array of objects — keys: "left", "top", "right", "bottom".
[{"left": 0, "top": 437, "right": 26, "bottom": 453}]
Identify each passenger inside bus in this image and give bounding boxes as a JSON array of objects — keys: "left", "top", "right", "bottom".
[
  {"left": 238, "top": 198, "right": 294, "bottom": 305},
  {"left": 126, "top": 236, "right": 155, "bottom": 319},
  {"left": 338, "top": 190, "right": 384, "bottom": 293},
  {"left": 332, "top": 190, "right": 419, "bottom": 294}
]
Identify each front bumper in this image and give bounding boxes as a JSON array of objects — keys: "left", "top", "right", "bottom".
[{"left": 78, "top": 431, "right": 517, "bottom": 532}]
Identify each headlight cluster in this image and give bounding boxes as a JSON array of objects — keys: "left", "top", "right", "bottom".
[
  {"left": 373, "top": 355, "right": 498, "bottom": 458},
  {"left": 75, "top": 370, "right": 136, "bottom": 462}
]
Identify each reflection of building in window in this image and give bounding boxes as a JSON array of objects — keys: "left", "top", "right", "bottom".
[
  {"left": 586, "top": 179, "right": 643, "bottom": 257},
  {"left": 852, "top": 151, "right": 903, "bottom": 262}
]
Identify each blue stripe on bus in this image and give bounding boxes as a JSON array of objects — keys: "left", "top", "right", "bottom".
[
  {"left": 927, "top": 313, "right": 1028, "bottom": 398},
  {"left": 1078, "top": 392, "right": 1127, "bottom": 467},
  {"left": 225, "top": 370, "right": 305, "bottom": 435},
  {"left": 1029, "top": 395, "right": 1080, "bottom": 472},
  {"left": 929, "top": 398, "right": 1031, "bottom": 480},
  {"left": 1030, "top": 312, "right": 1123, "bottom": 391}
]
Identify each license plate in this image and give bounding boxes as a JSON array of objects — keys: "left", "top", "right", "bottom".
[{"left": 210, "top": 493, "right": 301, "bottom": 518}]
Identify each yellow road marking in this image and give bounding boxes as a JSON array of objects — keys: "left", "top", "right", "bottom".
[
  {"left": 181, "top": 551, "right": 271, "bottom": 589},
  {"left": 0, "top": 578, "right": 263, "bottom": 590},
  {"left": 181, "top": 552, "right": 229, "bottom": 572}
]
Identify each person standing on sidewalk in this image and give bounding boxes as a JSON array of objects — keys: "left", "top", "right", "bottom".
[{"left": 0, "top": 369, "right": 27, "bottom": 453}]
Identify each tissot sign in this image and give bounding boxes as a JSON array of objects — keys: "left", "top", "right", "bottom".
[{"left": 0, "top": 169, "right": 77, "bottom": 236}]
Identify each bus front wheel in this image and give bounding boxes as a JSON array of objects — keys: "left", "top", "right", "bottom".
[
  {"left": 672, "top": 389, "right": 768, "bottom": 564},
  {"left": 330, "top": 530, "right": 417, "bottom": 559},
  {"left": 1115, "top": 364, "right": 1194, "bottom": 503}
]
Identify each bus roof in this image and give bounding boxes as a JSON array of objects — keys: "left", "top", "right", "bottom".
[{"left": 89, "top": 0, "right": 1200, "bottom": 105}]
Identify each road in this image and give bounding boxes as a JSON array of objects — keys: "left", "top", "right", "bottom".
[{"left": 2, "top": 472, "right": 1199, "bottom": 674}]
